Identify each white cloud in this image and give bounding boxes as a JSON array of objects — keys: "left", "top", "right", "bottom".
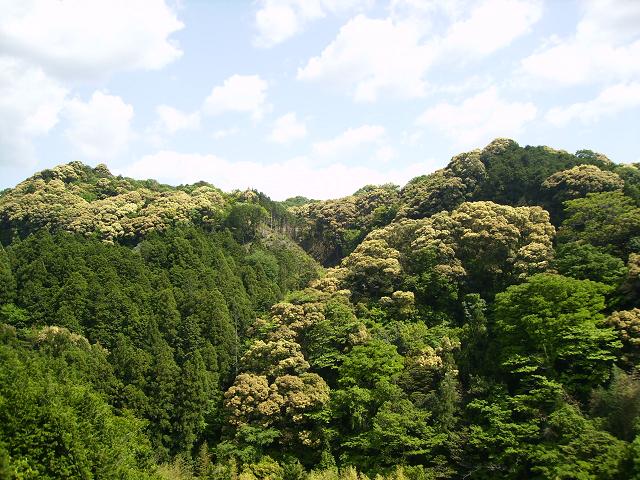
[
  {"left": 521, "top": 40, "right": 640, "bottom": 87},
  {"left": 417, "top": 87, "right": 537, "bottom": 147},
  {"left": 374, "top": 145, "right": 397, "bottom": 163},
  {"left": 0, "top": 0, "right": 182, "bottom": 167},
  {"left": 575, "top": 0, "right": 640, "bottom": 44},
  {"left": 155, "top": 105, "right": 200, "bottom": 134},
  {"left": 269, "top": 112, "right": 307, "bottom": 144},
  {"left": 298, "top": 15, "right": 433, "bottom": 102},
  {"left": 63, "top": 91, "right": 134, "bottom": 160},
  {"left": 0, "top": 0, "right": 183, "bottom": 80},
  {"left": 0, "top": 57, "right": 67, "bottom": 165},
  {"left": 255, "top": 3, "right": 298, "bottom": 48},
  {"left": 119, "top": 150, "right": 431, "bottom": 200},
  {"left": 546, "top": 82, "right": 640, "bottom": 127},
  {"left": 254, "top": 0, "right": 371, "bottom": 47},
  {"left": 313, "top": 125, "right": 386, "bottom": 157},
  {"left": 213, "top": 127, "right": 240, "bottom": 140},
  {"left": 442, "top": 0, "right": 542, "bottom": 58},
  {"left": 203, "top": 74, "right": 269, "bottom": 120},
  {"left": 389, "top": 0, "right": 465, "bottom": 21},
  {"left": 298, "top": 0, "right": 541, "bottom": 101},
  {"left": 401, "top": 130, "right": 423, "bottom": 146},
  {"left": 520, "top": 0, "right": 640, "bottom": 87}
]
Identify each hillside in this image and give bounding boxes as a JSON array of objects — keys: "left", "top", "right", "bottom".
[
  {"left": 289, "top": 138, "right": 640, "bottom": 265},
  {"left": 1, "top": 139, "right": 640, "bottom": 479}
]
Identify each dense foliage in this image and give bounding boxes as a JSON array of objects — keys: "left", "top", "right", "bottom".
[{"left": 1, "top": 138, "right": 640, "bottom": 479}]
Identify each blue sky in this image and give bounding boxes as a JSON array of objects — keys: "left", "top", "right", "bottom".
[{"left": 1, "top": 0, "right": 639, "bottom": 199}]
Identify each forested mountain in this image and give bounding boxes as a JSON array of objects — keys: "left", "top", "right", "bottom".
[
  {"left": 289, "top": 139, "right": 640, "bottom": 266},
  {"left": 1, "top": 139, "right": 640, "bottom": 479}
]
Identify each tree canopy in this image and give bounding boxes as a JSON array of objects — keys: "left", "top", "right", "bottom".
[{"left": 2, "top": 139, "right": 640, "bottom": 479}]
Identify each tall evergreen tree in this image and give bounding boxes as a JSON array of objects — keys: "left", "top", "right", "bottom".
[{"left": 0, "top": 245, "right": 15, "bottom": 305}]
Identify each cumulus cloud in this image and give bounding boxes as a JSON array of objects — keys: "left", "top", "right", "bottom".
[
  {"left": 0, "top": 0, "right": 183, "bottom": 80},
  {"left": 0, "top": 57, "right": 67, "bottom": 165},
  {"left": 521, "top": 40, "right": 640, "bottom": 88},
  {"left": 442, "top": 0, "right": 542, "bottom": 57},
  {"left": 417, "top": 87, "right": 537, "bottom": 147},
  {"left": 312, "top": 125, "right": 386, "bottom": 157},
  {"left": 119, "top": 150, "right": 431, "bottom": 200},
  {"left": 268, "top": 112, "right": 307, "bottom": 144},
  {"left": 0, "top": 0, "right": 182, "bottom": 166},
  {"left": 298, "top": 15, "right": 433, "bottom": 102},
  {"left": 298, "top": 0, "right": 541, "bottom": 101},
  {"left": 254, "top": 0, "right": 371, "bottom": 47},
  {"left": 63, "top": 91, "right": 134, "bottom": 161},
  {"left": 546, "top": 82, "right": 640, "bottom": 127},
  {"left": 520, "top": 0, "right": 640, "bottom": 87},
  {"left": 203, "top": 74, "right": 269, "bottom": 120},
  {"left": 155, "top": 105, "right": 201, "bottom": 134}
]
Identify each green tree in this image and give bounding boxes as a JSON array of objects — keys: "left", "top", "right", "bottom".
[
  {"left": 226, "top": 203, "right": 269, "bottom": 243},
  {"left": 367, "top": 399, "right": 444, "bottom": 467},
  {"left": 621, "top": 253, "right": 640, "bottom": 308},
  {"left": 337, "top": 340, "right": 404, "bottom": 391},
  {"left": 459, "top": 294, "right": 489, "bottom": 380},
  {"left": 552, "top": 242, "right": 627, "bottom": 287},
  {"left": 301, "top": 299, "right": 364, "bottom": 383},
  {"left": 474, "top": 139, "right": 609, "bottom": 206},
  {"left": 54, "top": 270, "right": 89, "bottom": 333},
  {"left": 110, "top": 334, "right": 151, "bottom": 414},
  {"left": 591, "top": 368, "right": 640, "bottom": 442},
  {"left": 530, "top": 404, "right": 629, "bottom": 480},
  {"left": 152, "top": 287, "right": 181, "bottom": 343},
  {"left": 331, "top": 340, "right": 405, "bottom": 464},
  {"left": 341, "top": 239, "right": 402, "bottom": 298},
  {"left": 494, "top": 274, "right": 620, "bottom": 396},
  {"left": 558, "top": 191, "right": 640, "bottom": 257},
  {"left": 0, "top": 245, "right": 15, "bottom": 305},
  {"left": 0, "top": 337, "right": 157, "bottom": 479},
  {"left": 224, "top": 337, "right": 330, "bottom": 461},
  {"left": 146, "top": 333, "right": 180, "bottom": 459},
  {"left": 464, "top": 378, "right": 561, "bottom": 479},
  {"left": 542, "top": 164, "right": 624, "bottom": 220},
  {"left": 606, "top": 309, "right": 640, "bottom": 368},
  {"left": 174, "top": 350, "right": 209, "bottom": 454}
]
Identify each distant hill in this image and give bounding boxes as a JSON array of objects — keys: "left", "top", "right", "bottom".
[{"left": 288, "top": 138, "right": 640, "bottom": 265}]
